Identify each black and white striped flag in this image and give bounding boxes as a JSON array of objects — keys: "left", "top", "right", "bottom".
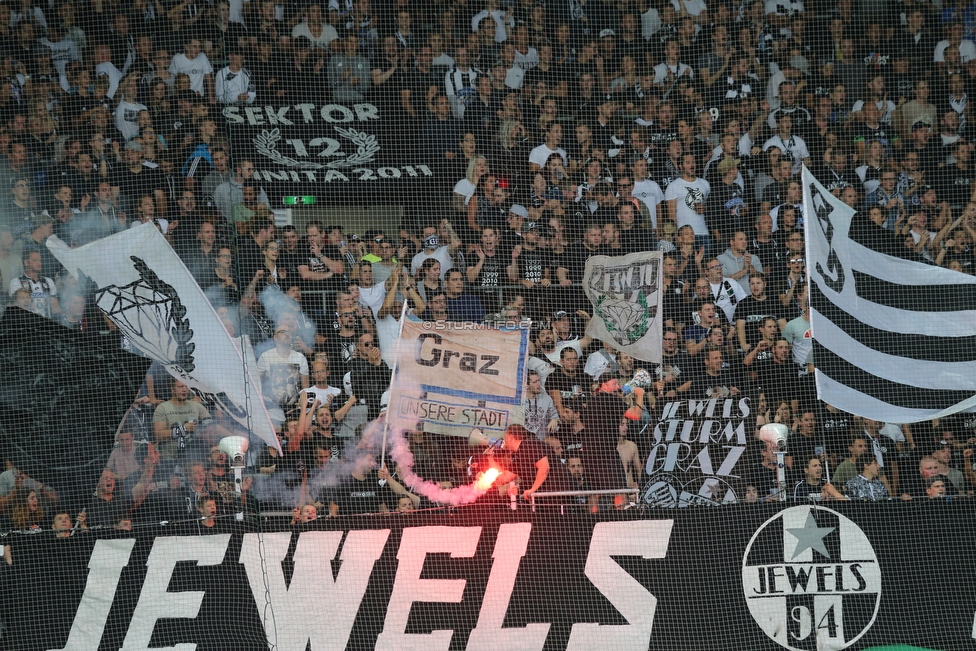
[{"left": 803, "top": 166, "right": 976, "bottom": 423}]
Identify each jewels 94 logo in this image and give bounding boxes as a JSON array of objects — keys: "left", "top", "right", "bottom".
[{"left": 742, "top": 506, "right": 881, "bottom": 651}]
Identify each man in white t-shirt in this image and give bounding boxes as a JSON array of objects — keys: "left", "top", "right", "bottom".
[
  {"left": 935, "top": 22, "right": 976, "bottom": 63},
  {"left": 410, "top": 224, "right": 461, "bottom": 279},
  {"left": 256, "top": 326, "right": 310, "bottom": 412},
  {"left": 371, "top": 263, "right": 426, "bottom": 366},
  {"left": 93, "top": 44, "right": 122, "bottom": 99},
  {"left": 291, "top": 4, "right": 339, "bottom": 50},
  {"left": 356, "top": 261, "right": 410, "bottom": 367},
  {"left": 114, "top": 74, "right": 147, "bottom": 141},
  {"left": 704, "top": 257, "right": 748, "bottom": 323},
  {"left": 652, "top": 39, "right": 693, "bottom": 86},
  {"left": 472, "top": 1, "right": 512, "bottom": 42},
  {"left": 664, "top": 153, "right": 711, "bottom": 248},
  {"left": 529, "top": 122, "right": 568, "bottom": 171},
  {"left": 300, "top": 359, "right": 343, "bottom": 410},
  {"left": 215, "top": 48, "right": 257, "bottom": 104},
  {"left": 169, "top": 38, "right": 214, "bottom": 103},
  {"left": 762, "top": 115, "right": 809, "bottom": 174},
  {"left": 511, "top": 26, "right": 539, "bottom": 70},
  {"left": 631, "top": 157, "right": 665, "bottom": 232}
]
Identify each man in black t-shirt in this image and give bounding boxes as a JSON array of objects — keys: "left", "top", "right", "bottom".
[
  {"left": 347, "top": 333, "right": 393, "bottom": 421},
  {"left": 325, "top": 308, "right": 361, "bottom": 383},
  {"left": 707, "top": 158, "right": 748, "bottom": 241},
  {"left": 655, "top": 327, "right": 695, "bottom": 398},
  {"left": 753, "top": 339, "right": 799, "bottom": 407},
  {"left": 751, "top": 444, "right": 796, "bottom": 501},
  {"left": 237, "top": 216, "right": 277, "bottom": 288},
  {"left": 325, "top": 462, "right": 397, "bottom": 514},
  {"left": 296, "top": 222, "right": 347, "bottom": 293},
  {"left": 734, "top": 273, "right": 785, "bottom": 352},
  {"left": 546, "top": 347, "right": 589, "bottom": 421},
  {"left": 509, "top": 222, "right": 550, "bottom": 283},
  {"left": 277, "top": 226, "right": 303, "bottom": 282},
  {"left": 791, "top": 455, "right": 845, "bottom": 502},
  {"left": 556, "top": 223, "right": 605, "bottom": 310},
  {"left": 507, "top": 222, "right": 551, "bottom": 317},
  {"left": 467, "top": 227, "right": 506, "bottom": 304},
  {"left": 938, "top": 139, "right": 975, "bottom": 207},
  {"left": 685, "top": 349, "right": 740, "bottom": 399},
  {"left": 660, "top": 255, "right": 687, "bottom": 329},
  {"left": 616, "top": 202, "right": 654, "bottom": 254},
  {"left": 789, "top": 411, "right": 826, "bottom": 472},
  {"left": 499, "top": 425, "right": 559, "bottom": 500},
  {"left": 400, "top": 46, "right": 440, "bottom": 127},
  {"left": 111, "top": 140, "right": 165, "bottom": 213},
  {"left": 557, "top": 223, "right": 605, "bottom": 286}
]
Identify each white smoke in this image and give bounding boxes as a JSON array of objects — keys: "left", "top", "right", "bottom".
[{"left": 359, "top": 419, "right": 490, "bottom": 506}]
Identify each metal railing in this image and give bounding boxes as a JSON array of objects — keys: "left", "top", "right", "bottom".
[{"left": 529, "top": 488, "right": 640, "bottom": 512}]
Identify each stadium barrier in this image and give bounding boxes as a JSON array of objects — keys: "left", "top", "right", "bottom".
[{"left": 6, "top": 502, "right": 974, "bottom": 651}]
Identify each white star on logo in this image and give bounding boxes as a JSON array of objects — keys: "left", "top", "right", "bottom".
[{"left": 786, "top": 512, "right": 835, "bottom": 559}]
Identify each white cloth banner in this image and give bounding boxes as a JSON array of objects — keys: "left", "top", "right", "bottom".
[
  {"left": 583, "top": 251, "right": 663, "bottom": 363},
  {"left": 47, "top": 224, "right": 281, "bottom": 452},
  {"left": 803, "top": 165, "right": 976, "bottom": 423},
  {"left": 387, "top": 317, "right": 529, "bottom": 435}
]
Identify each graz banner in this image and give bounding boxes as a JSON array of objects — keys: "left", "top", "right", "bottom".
[
  {"left": 642, "top": 398, "right": 753, "bottom": 507},
  {"left": 582, "top": 251, "right": 663, "bottom": 364},
  {"left": 388, "top": 318, "right": 529, "bottom": 435},
  {"left": 8, "top": 505, "right": 976, "bottom": 650},
  {"left": 224, "top": 102, "right": 436, "bottom": 203},
  {"left": 47, "top": 224, "right": 281, "bottom": 452}
]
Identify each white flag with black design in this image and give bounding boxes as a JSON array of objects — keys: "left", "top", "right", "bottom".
[
  {"left": 47, "top": 224, "right": 281, "bottom": 451},
  {"left": 803, "top": 166, "right": 976, "bottom": 422},
  {"left": 582, "top": 251, "right": 663, "bottom": 363}
]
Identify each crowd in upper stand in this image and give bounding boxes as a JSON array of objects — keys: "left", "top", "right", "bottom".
[{"left": 0, "top": 0, "right": 975, "bottom": 539}]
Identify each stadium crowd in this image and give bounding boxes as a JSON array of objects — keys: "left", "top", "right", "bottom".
[{"left": 0, "top": 0, "right": 974, "bottom": 545}]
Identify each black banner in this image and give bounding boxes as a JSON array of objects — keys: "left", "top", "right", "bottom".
[
  {"left": 0, "top": 308, "right": 150, "bottom": 492},
  {"left": 643, "top": 398, "right": 754, "bottom": 507},
  {"left": 6, "top": 503, "right": 975, "bottom": 650},
  {"left": 223, "top": 102, "right": 437, "bottom": 204}
]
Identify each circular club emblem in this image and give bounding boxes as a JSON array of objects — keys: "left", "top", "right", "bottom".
[{"left": 742, "top": 506, "right": 881, "bottom": 651}]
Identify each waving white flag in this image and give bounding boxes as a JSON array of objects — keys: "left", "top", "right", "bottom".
[
  {"left": 47, "top": 224, "right": 281, "bottom": 452},
  {"left": 804, "top": 166, "right": 976, "bottom": 422},
  {"left": 583, "top": 251, "right": 663, "bottom": 363}
]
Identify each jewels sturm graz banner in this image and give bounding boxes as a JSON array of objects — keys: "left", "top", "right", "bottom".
[
  {"left": 8, "top": 505, "right": 976, "bottom": 651},
  {"left": 223, "top": 102, "right": 437, "bottom": 203},
  {"left": 642, "top": 398, "right": 753, "bottom": 507}
]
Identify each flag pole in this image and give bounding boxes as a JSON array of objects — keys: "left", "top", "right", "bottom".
[{"left": 380, "top": 299, "right": 409, "bottom": 470}]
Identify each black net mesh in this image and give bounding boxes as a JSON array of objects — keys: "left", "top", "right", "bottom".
[{"left": 0, "top": 1, "right": 973, "bottom": 649}]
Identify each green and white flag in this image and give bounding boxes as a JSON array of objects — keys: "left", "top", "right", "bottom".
[{"left": 582, "top": 251, "right": 663, "bottom": 363}]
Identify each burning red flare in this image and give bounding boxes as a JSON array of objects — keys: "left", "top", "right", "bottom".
[{"left": 474, "top": 467, "right": 501, "bottom": 490}]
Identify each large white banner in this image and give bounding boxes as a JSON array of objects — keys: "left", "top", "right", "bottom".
[
  {"left": 583, "top": 251, "right": 663, "bottom": 363},
  {"left": 387, "top": 318, "right": 529, "bottom": 435},
  {"left": 47, "top": 224, "right": 281, "bottom": 451},
  {"left": 803, "top": 166, "right": 976, "bottom": 422}
]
